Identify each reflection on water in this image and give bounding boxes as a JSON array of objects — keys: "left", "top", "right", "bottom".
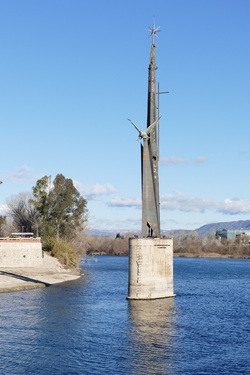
[{"left": 128, "top": 298, "right": 177, "bottom": 374}]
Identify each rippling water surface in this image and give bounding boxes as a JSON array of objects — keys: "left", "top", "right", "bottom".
[{"left": 0, "top": 256, "right": 249, "bottom": 374}]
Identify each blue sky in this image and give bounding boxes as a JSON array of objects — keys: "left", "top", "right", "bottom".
[{"left": 0, "top": 0, "right": 250, "bottom": 234}]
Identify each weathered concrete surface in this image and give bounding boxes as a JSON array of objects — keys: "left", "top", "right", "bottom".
[
  {"left": 0, "top": 239, "right": 43, "bottom": 267},
  {"left": 127, "top": 237, "right": 175, "bottom": 300}
]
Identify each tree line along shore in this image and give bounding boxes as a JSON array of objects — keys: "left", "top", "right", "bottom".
[{"left": 83, "top": 232, "right": 250, "bottom": 259}]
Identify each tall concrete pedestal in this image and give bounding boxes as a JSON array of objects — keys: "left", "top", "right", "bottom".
[{"left": 127, "top": 237, "right": 175, "bottom": 300}]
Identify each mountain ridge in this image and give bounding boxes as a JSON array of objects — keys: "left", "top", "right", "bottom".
[{"left": 194, "top": 219, "right": 250, "bottom": 236}]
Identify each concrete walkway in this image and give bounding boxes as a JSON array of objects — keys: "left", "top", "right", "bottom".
[{"left": 0, "top": 253, "right": 81, "bottom": 293}]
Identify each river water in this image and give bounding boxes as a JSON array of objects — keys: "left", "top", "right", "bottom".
[{"left": 0, "top": 256, "right": 249, "bottom": 375}]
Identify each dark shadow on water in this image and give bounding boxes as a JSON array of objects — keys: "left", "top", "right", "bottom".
[{"left": 0, "top": 271, "right": 51, "bottom": 287}]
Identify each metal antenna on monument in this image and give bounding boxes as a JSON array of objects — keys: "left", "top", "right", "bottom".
[
  {"left": 147, "top": 21, "right": 160, "bottom": 44},
  {"left": 147, "top": 21, "right": 160, "bottom": 153},
  {"left": 147, "top": 21, "right": 169, "bottom": 157},
  {"left": 156, "top": 83, "right": 169, "bottom": 157}
]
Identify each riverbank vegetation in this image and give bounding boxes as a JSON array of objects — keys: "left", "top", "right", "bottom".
[
  {"left": 83, "top": 231, "right": 250, "bottom": 259},
  {"left": 173, "top": 231, "right": 250, "bottom": 258}
]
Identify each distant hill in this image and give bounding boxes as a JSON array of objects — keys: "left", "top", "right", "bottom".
[
  {"left": 90, "top": 220, "right": 250, "bottom": 237},
  {"left": 195, "top": 220, "right": 250, "bottom": 235},
  {"left": 166, "top": 220, "right": 250, "bottom": 236}
]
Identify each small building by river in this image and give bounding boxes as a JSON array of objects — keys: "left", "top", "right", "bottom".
[{"left": 216, "top": 229, "right": 250, "bottom": 240}]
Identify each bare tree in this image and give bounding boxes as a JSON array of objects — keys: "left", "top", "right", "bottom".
[
  {"left": 0, "top": 217, "right": 17, "bottom": 237},
  {"left": 7, "top": 192, "right": 40, "bottom": 234}
]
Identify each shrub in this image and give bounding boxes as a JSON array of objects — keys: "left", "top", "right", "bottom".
[{"left": 46, "top": 238, "right": 79, "bottom": 269}]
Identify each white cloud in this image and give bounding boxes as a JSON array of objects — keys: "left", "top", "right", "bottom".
[
  {"left": 5, "top": 165, "right": 33, "bottom": 183},
  {"left": 161, "top": 191, "right": 215, "bottom": 212},
  {"left": 102, "top": 189, "right": 250, "bottom": 216},
  {"left": 219, "top": 198, "right": 250, "bottom": 215},
  {"left": 107, "top": 197, "right": 141, "bottom": 208},
  {"left": 161, "top": 191, "right": 250, "bottom": 215},
  {"left": 75, "top": 182, "right": 117, "bottom": 200}
]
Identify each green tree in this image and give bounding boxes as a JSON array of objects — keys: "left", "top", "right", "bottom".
[{"left": 31, "top": 174, "right": 87, "bottom": 240}]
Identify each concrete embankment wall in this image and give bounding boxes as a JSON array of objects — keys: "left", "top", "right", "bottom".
[{"left": 0, "top": 240, "right": 43, "bottom": 267}]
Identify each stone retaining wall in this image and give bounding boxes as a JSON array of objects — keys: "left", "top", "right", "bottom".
[{"left": 0, "top": 240, "right": 43, "bottom": 267}]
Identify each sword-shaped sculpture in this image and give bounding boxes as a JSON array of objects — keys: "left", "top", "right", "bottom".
[
  {"left": 127, "top": 23, "right": 175, "bottom": 300},
  {"left": 128, "top": 24, "right": 161, "bottom": 238}
]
